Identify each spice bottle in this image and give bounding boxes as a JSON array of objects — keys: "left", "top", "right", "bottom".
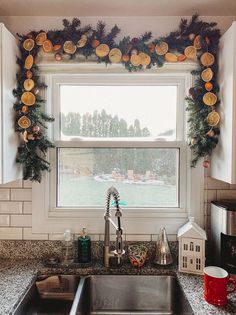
[{"left": 78, "top": 227, "right": 91, "bottom": 263}]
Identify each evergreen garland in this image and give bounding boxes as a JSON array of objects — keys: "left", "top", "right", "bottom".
[{"left": 15, "top": 14, "right": 220, "bottom": 182}]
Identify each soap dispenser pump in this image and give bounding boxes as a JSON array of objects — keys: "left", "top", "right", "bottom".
[{"left": 78, "top": 227, "right": 91, "bottom": 264}]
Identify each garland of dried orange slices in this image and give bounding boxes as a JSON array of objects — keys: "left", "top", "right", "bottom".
[{"left": 13, "top": 14, "right": 220, "bottom": 182}]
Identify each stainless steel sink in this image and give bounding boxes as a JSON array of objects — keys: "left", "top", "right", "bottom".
[
  {"left": 14, "top": 275, "right": 80, "bottom": 315},
  {"left": 71, "top": 275, "right": 193, "bottom": 315}
]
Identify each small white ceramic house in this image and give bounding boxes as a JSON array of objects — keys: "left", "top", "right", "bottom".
[{"left": 177, "top": 217, "right": 207, "bottom": 275}]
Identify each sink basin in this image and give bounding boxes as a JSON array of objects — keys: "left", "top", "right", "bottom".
[
  {"left": 14, "top": 275, "right": 80, "bottom": 315},
  {"left": 72, "top": 275, "right": 193, "bottom": 315}
]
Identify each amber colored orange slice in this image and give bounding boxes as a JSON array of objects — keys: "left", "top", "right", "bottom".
[
  {"left": 21, "top": 92, "right": 36, "bottom": 106},
  {"left": 36, "top": 32, "right": 47, "bottom": 46},
  {"left": 193, "top": 35, "right": 202, "bottom": 50},
  {"left": 184, "top": 46, "right": 197, "bottom": 60},
  {"left": 43, "top": 40, "right": 53, "bottom": 53},
  {"left": 23, "top": 39, "right": 35, "bottom": 51},
  {"left": 23, "top": 79, "right": 35, "bottom": 91},
  {"left": 18, "top": 116, "right": 31, "bottom": 129},
  {"left": 139, "top": 52, "right": 151, "bottom": 66},
  {"left": 155, "top": 42, "right": 168, "bottom": 55},
  {"left": 24, "top": 55, "right": 34, "bottom": 70},
  {"left": 200, "top": 52, "right": 215, "bottom": 67},
  {"left": 130, "top": 54, "right": 141, "bottom": 66},
  {"left": 203, "top": 92, "right": 217, "bottom": 106},
  {"left": 63, "top": 41, "right": 77, "bottom": 54},
  {"left": 95, "top": 44, "right": 110, "bottom": 58},
  {"left": 201, "top": 68, "right": 214, "bottom": 82},
  {"left": 165, "top": 52, "right": 178, "bottom": 62},
  {"left": 207, "top": 111, "right": 220, "bottom": 126}
]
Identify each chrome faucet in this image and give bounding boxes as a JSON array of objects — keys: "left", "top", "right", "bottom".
[{"left": 104, "top": 187, "right": 125, "bottom": 267}]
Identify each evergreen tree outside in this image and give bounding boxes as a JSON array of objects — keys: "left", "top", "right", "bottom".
[{"left": 60, "top": 110, "right": 176, "bottom": 184}]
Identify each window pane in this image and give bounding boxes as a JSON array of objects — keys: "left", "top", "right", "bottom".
[
  {"left": 60, "top": 85, "right": 177, "bottom": 139},
  {"left": 58, "top": 148, "right": 179, "bottom": 208}
]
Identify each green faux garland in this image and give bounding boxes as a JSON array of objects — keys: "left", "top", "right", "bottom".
[{"left": 14, "top": 14, "right": 220, "bottom": 182}]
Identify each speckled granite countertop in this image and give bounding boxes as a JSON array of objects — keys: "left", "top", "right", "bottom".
[{"left": 0, "top": 259, "right": 236, "bottom": 315}]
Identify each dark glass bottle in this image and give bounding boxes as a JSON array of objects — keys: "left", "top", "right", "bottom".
[{"left": 78, "top": 227, "right": 91, "bottom": 263}]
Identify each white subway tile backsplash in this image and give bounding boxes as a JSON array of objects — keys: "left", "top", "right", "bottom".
[
  {"left": 49, "top": 233, "right": 64, "bottom": 241},
  {"left": 205, "top": 189, "right": 217, "bottom": 202},
  {"left": 11, "top": 189, "right": 32, "bottom": 201},
  {"left": 217, "top": 189, "right": 236, "bottom": 200},
  {"left": 125, "top": 234, "right": 151, "bottom": 241},
  {"left": 23, "top": 202, "right": 32, "bottom": 214},
  {"left": 151, "top": 234, "right": 177, "bottom": 242},
  {"left": 0, "top": 180, "right": 22, "bottom": 188},
  {"left": 0, "top": 215, "right": 10, "bottom": 226},
  {"left": 11, "top": 214, "right": 32, "bottom": 227},
  {"left": 206, "top": 177, "right": 230, "bottom": 190},
  {"left": 23, "top": 180, "right": 32, "bottom": 188},
  {"left": 0, "top": 227, "right": 22, "bottom": 239},
  {"left": 23, "top": 228, "right": 48, "bottom": 240},
  {"left": 0, "top": 189, "right": 10, "bottom": 200},
  {"left": 0, "top": 202, "right": 22, "bottom": 214}
]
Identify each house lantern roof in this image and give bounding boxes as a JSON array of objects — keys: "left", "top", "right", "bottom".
[{"left": 177, "top": 217, "right": 207, "bottom": 240}]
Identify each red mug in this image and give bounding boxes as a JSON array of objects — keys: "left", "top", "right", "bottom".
[{"left": 204, "top": 266, "right": 236, "bottom": 306}]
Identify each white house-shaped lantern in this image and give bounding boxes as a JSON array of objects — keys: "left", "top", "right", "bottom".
[{"left": 177, "top": 217, "right": 207, "bottom": 275}]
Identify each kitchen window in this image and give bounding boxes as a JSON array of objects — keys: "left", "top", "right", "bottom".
[{"left": 32, "top": 67, "right": 204, "bottom": 234}]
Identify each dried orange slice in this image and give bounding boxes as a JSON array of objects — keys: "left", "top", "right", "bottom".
[
  {"left": 207, "top": 111, "right": 220, "bottom": 126},
  {"left": 91, "top": 39, "right": 100, "bottom": 48},
  {"left": 23, "top": 38, "right": 35, "bottom": 51},
  {"left": 43, "top": 40, "right": 53, "bottom": 53},
  {"left": 184, "top": 46, "right": 197, "bottom": 60},
  {"left": 95, "top": 44, "right": 110, "bottom": 58},
  {"left": 21, "top": 92, "right": 36, "bottom": 106},
  {"left": 205, "top": 82, "right": 213, "bottom": 91},
  {"left": 35, "top": 32, "right": 47, "bottom": 46},
  {"left": 193, "top": 35, "right": 202, "bottom": 50},
  {"left": 122, "top": 54, "right": 130, "bottom": 62},
  {"left": 139, "top": 52, "right": 151, "bottom": 66},
  {"left": 165, "top": 52, "right": 178, "bottom": 62},
  {"left": 178, "top": 54, "right": 186, "bottom": 62},
  {"left": 77, "top": 37, "right": 87, "bottom": 48},
  {"left": 130, "top": 54, "right": 141, "bottom": 66},
  {"left": 200, "top": 52, "right": 215, "bottom": 67},
  {"left": 18, "top": 116, "right": 31, "bottom": 129},
  {"left": 109, "top": 48, "right": 122, "bottom": 63},
  {"left": 203, "top": 92, "right": 217, "bottom": 106},
  {"left": 24, "top": 55, "right": 34, "bottom": 70},
  {"left": 201, "top": 68, "right": 213, "bottom": 82},
  {"left": 63, "top": 41, "right": 77, "bottom": 54},
  {"left": 155, "top": 41, "right": 168, "bottom": 55},
  {"left": 53, "top": 44, "right": 62, "bottom": 51},
  {"left": 21, "top": 105, "right": 28, "bottom": 113},
  {"left": 23, "top": 79, "right": 35, "bottom": 91}
]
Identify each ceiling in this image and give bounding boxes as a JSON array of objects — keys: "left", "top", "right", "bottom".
[{"left": 0, "top": 0, "right": 236, "bottom": 16}]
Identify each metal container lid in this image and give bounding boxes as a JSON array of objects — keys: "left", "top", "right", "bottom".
[{"left": 211, "top": 200, "right": 236, "bottom": 211}]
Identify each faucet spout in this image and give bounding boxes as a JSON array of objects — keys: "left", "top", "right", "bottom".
[{"left": 104, "top": 187, "right": 125, "bottom": 267}]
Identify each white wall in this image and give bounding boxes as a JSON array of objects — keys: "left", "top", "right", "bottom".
[
  {"left": 0, "top": 15, "right": 235, "bottom": 240},
  {"left": 0, "top": 16, "right": 236, "bottom": 38}
]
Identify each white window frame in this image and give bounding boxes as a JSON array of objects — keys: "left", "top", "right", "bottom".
[{"left": 32, "top": 63, "right": 204, "bottom": 235}]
